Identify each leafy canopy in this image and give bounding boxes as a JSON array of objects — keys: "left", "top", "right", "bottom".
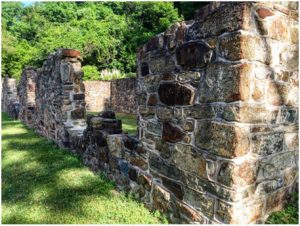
[{"left": 2, "top": 2, "right": 205, "bottom": 80}]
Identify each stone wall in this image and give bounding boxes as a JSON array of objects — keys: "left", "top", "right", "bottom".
[
  {"left": 17, "top": 67, "right": 37, "bottom": 127},
  {"left": 8, "top": 2, "right": 298, "bottom": 224},
  {"left": 1, "top": 76, "right": 19, "bottom": 118},
  {"left": 84, "top": 78, "right": 137, "bottom": 114},
  {"left": 34, "top": 49, "right": 87, "bottom": 148},
  {"left": 111, "top": 78, "right": 137, "bottom": 114},
  {"left": 134, "top": 1, "right": 298, "bottom": 224},
  {"left": 84, "top": 81, "right": 111, "bottom": 112}
]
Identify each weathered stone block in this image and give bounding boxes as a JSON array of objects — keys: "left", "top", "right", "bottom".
[
  {"left": 219, "top": 33, "right": 268, "bottom": 63},
  {"left": 149, "top": 152, "right": 183, "bottom": 181},
  {"left": 171, "top": 144, "right": 207, "bottom": 179},
  {"left": 283, "top": 133, "right": 298, "bottom": 151},
  {"left": 195, "top": 121, "right": 249, "bottom": 158},
  {"left": 156, "top": 106, "right": 174, "bottom": 120},
  {"left": 176, "top": 71, "right": 201, "bottom": 82},
  {"left": 139, "top": 105, "right": 155, "bottom": 120},
  {"left": 162, "top": 122, "right": 186, "bottom": 143},
  {"left": 73, "top": 93, "right": 85, "bottom": 100},
  {"left": 148, "top": 55, "right": 175, "bottom": 74},
  {"left": 265, "top": 188, "right": 288, "bottom": 213},
  {"left": 193, "top": 3, "right": 252, "bottom": 38},
  {"left": 183, "top": 188, "right": 214, "bottom": 218},
  {"left": 251, "top": 132, "right": 284, "bottom": 156},
  {"left": 267, "top": 82, "right": 298, "bottom": 106},
  {"left": 176, "top": 41, "right": 215, "bottom": 69},
  {"left": 70, "top": 108, "right": 85, "bottom": 120},
  {"left": 199, "top": 64, "right": 251, "bottom": 103},
  {"left": 140, "top": 62, "right": 150, "bottom": 76},
  {"left": 152, "top": 183, "right": 170, "bottom": 213},
  {"left": 215, "top": 198, "right": 264, "bottom": 224},
  {"left": 217, "top": 161, "right": 258, "bottom": 188},
  {"left": 161, "top": 176, "right": 184, "bottom": 200},
  {"left": 223, "top": 103, "right": 278, "bottom": 123},
  {"left": 61, "top": 49, "right": 81, "bottom": 58},
  {"left": 158, "top": 82, "right": 195, "bottom": 105},
  {"left": 147, "top": 94, "right": 158, "bottom": 106},
  {"left": 182, "top": 104, "right": 216, "bottom": 120},
  {"left": 256, "top": 152, "right": 297, "bottom": 187},
  {"left": 256, "top": 7, "right": 275, "bottom": 19},
  {"left": 146, "top": 120, "right": 162, "bottom": 135},
  {"left": 279, "top": 45, "right": 298, "bottom": 70},
  {"left": 107, "top": 135, "right": 124, "bottom": 158},
  {"left": 176, "top": 201, "right": 205, "bottom": 223},
  {"left": 60, "top": 63, "right": 73, "bottom": 83},
  {"left": 129, "top": 155, "right": 148, "bottom": 171}
]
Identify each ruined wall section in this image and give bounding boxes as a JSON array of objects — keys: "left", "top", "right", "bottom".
[
  {"left": 84, "top": 81, "right": 111, "bottom": 112},
  {"left": 35, "top": 49, "right": 86, "bottom": 148},
  {"left": 110, "top": 78, "right": 137, "bottom": 114},
  {"left": 1, "top": 76, "right": 19, "bottom": 118},
  {"left": 135, "top": 2, "right": 298, "bottom": 224},
  {"left": 84, "top": 78, "right": 137, "bottom": 114},
  {"left": 18, "top": 67, "right": 37, "bottom": 127},
  {"left": 4, "top": 2, "right": 298, "bottom": 224}
]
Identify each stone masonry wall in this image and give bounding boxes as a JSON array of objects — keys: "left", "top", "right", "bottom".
[
  {"left": 17, "top": 67, "right": 37, "bottom": 127},
  {"left": 84, "top": 78, "right": 137, "bottom": 114},
  {"left": 110, "top": 78, "right": 137, "bottom": 114},
  {"left": 84, "top": 81, "right": 111, "bottom": 112},
  {"left": 34, "top": 49, "right": 87, "bottom": 148},
  {"left": 9, "top": 2, "right": 298, "bottom": 224},
  {"left": 134, "top": 1, "right": 298, "bottom": 224},
  {"left": 1, "top": 76, "right": 19, "bottom": 118}
]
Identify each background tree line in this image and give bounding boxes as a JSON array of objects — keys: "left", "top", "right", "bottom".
[{"left": 2, "top": 2, "right": 208, "bottom": 80}]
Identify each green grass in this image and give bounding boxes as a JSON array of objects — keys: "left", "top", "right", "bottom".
[
  {"left": 1, "top": 112, "right": 166, "bottom": 224},
  {"left": 266, "top": 192, "right": 298, "bottom": 224},
  {"left": 88, "top": 112, "right": 137, "bottom": 135}
]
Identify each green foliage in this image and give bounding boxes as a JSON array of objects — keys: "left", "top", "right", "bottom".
[
  {"left": 2, "top": 112, "right": 166, "bottom": 224},
  {"left": 82, "top": 65, "right": 100, "bottom": 81},
  {"left": 266, "top": 192, "right": 299, "bottom": 224},
  {"left": 2, "top": 2, "right": 182, "bottom": 80}
]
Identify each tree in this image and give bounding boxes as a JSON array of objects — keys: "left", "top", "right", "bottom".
[{"left": 1, "top": 2, "right": 182, "bottom": 80}]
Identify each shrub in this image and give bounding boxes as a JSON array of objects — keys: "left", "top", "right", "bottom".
[{"left": 82, "top": 65, "right": 100, "bottom": 81}]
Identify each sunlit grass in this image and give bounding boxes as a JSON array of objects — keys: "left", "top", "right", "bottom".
[{"left": 1, "top": 112, "right": 166, "bottom": 224}]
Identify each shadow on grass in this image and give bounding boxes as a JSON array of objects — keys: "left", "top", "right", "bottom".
[{"left": 2, "top": 123, "right": 113, "bottom": 221}]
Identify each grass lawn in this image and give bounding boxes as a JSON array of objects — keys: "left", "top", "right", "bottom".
[
  {"left": 266, "top": 192, "right": 298, "bottom": 224},
  {"left": 88, "top": 112, "right": 137, "bottom": 135},
  {"left": 1, "top": 112, "right": 166, "bottom": 224}
]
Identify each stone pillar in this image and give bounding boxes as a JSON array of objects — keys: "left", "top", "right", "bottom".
[
  {"left": 18, "top": 67, "right": 37, "bottom": 127},
  {"left": 1, "top": 76, "right": 19, "bottom": 119},
  {"left": 136, "top": 2, "right": 298, "bottom": 224},
  {"left": 35, "top": 49, "right": 86, "bottom": 148}
]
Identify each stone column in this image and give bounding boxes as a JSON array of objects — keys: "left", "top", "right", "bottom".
[
  {"left": 18, "top": 67, "right": 37, "bottom": 127},
  {"left": 136, "top": 2, "right": 298, "bottom": 223},
  {"left": 35, "top": 49, "right": 86, "bottom": 148}
]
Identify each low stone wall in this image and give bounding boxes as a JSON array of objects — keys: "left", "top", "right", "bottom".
[
  {"left": 17, "top": 67, "right": 37, "bottom": 127},
  {"left": 1, "top": 76, "right": 19, "bottom": 118},
  {"left": 84, "top": 78, "right": 137, "bottom": 114}
]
